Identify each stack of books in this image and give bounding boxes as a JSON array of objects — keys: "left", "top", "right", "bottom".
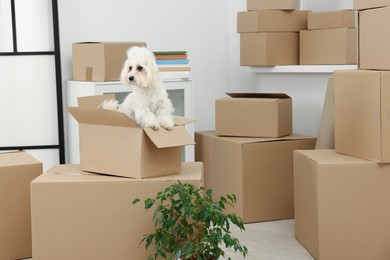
[{"left": 154, "top": 51, "right": 190, "bottom": 79}]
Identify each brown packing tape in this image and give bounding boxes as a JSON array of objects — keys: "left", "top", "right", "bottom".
[{"left": 86, "top": 67, "right": 93, "bottom": 81}]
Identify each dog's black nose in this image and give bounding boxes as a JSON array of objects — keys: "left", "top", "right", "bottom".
[{"left": 129, "top": 76, "right": 134, "bottom": 81}]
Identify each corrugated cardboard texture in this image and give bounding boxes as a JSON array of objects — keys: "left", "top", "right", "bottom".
[
  {"left": 299, "top": 28, "right": 357, "bottom": 65},
  {"left": 31, "top": 163, "right": 203, "bottom": 260},
  {"left": 359, "top": 7, "right": 390, "bottom": 70},
  {"left": 237, "top": 10, "right": 309, "bottom": 33},
  {"left": 72, "top": 42, "right": 146, "bottom": 81},
  {"left": 247, "top": 0, "right": 300, "bottom": 11},
  {"left": 307, "top": 10, "right": 356, "bottom": 30},
  {"left": 334, "top": 70, "right": 390, "bottom": 162},
  {"left": 0, "top": 151, "right": 42, "bottom": 260},
  {"left": 354, "top": 0, "right": 390, "bottom": 10},
  {"left": 195, "top": 131, "right": 316, "bottom": 223},
  {"left": 215, "top": 93, "right": 292, "bottom": 137},
  {"left": 294, "top": 150, "right": 390, "bottom": 260},
  {"left": 240, "top": 32, "right": 298, "bottom": 66}
]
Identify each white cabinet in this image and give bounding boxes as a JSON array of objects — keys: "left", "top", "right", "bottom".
[{"left": 66, "top": 79, "right": 194, "bottom": 164}]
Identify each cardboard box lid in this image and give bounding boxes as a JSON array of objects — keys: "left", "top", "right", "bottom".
[
  {"left": 67, "top": 105, "right": 195, "bottom": 148},
  {"left": 296, "top": 149, "right": 372, "bottom": 165},
  {"left": 0, "top": 151, "right": 41, "bottom": 168},
  {"left": 199, "top": 131, "right": 314, "bottom": 145},
  {"left": 226, "top": 93, "right": 291, "bottom": 99},
  {"left": 73, "top": 41, "right": 147, "bottom": 47}
]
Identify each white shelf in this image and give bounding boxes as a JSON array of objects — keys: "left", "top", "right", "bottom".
[{"left": 248, "top": 65, "right": 357, "bottom": 74}]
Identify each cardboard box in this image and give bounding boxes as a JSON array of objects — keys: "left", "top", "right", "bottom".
[
  {"left": 215, "top": 93, "right": 292, "bottom": 138},
  {"left": 72, "top": 42, "right": 146, "bottom": 81},
  {"left": 240, "top": 32, "right": 298, "bottom": 66},
  {"left": 31, "top": 163, "right": 204, "bottom": 260},
  {"left": 0, "top": 151, "right": 42, "bottom": 260},
  {"left": 299, "top": 28, "right": 357, "bottom": 65},
  {"left": 67, "top": 95, "right": 195, "bottom": 178},
  {"left": 307, "top": 10, "right": 356, "bottom": 30},
  {"left": 247, "top": 0, "right": 300, "bottom": 11},
  {"left": 334, "top": 70, "right": 390, "bottom": 163},
  {"left": 359, "top": 6, "right": 390, "bottom": 70},
  {"left": 237, "top": 10, "right": 309, "bottom": 33},
  {"left": 354, "top": 0, "right": 390, "bottom": 10},
  {"left": 195, "top": 131, "right": 316, "bottom": 223},
  {"left": 294, "top": 149, "right": 390, "bottom": 260}
]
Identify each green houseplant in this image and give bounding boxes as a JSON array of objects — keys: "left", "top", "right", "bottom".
[{"left": 133, "top": 181, "right": 248, "bottom": 260}]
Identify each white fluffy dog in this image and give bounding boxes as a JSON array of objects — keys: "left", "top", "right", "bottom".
[{"left": 100, "top": 46, "right": 174, "bottom": 130}]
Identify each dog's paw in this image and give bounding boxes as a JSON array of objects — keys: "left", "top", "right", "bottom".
[
  {"left": 99, "top": 99, "right": 119, "bottom": 111},
  {"left": 140, "top": 117, "right": 160, "bottom": 130},
  {"left": 159, "top": 116, "right": 174, "bottom": 131}
]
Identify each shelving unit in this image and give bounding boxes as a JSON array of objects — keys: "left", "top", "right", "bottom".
[
  {"left": 66, "top": 79, "right": 194, "bottom": 164},
  {"left": 248, "top": 65, "right": 357, "bottom": 74}
]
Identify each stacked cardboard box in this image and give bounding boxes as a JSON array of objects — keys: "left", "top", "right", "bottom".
[
  {"left": 31, "top": 94, "right": 203, "bottom": 259},
  {"left": 237, "top": 0, "right": 309, "bottom": 66},
  {"left": 294, "top": 2, "right": 390, "bottom": 259},
  {"left": 195, "top": 93, "right": 316, "bottom": 223},
  {"left": 299, "top": 10, "right": 357, "bottom": 65}
]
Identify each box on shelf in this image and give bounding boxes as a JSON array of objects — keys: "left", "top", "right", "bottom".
[
  {"left": 240, "top": 32, "right": 298, "bottom": 66},
  {"left": 0, "top": 151, "right": 42, "bottom": 260},
  {"left": 195, "top": 131, "right": 316, "bottom": 223},
  {"left": 215, "top": 93, "right": 292, "bottom": 138},
  {"left": 299, "top": 28, "right": 357, "bottom": 65},
  {"left": 31, "top": 163, "right": 204, "bottom": 260},
  {"left": 354, "top": 0, "right": 390, "bottom": 10},
  {"left": 359, "top": 6, "right": 390, "bottom": 70},
  {"left": 307, "top": 10, "right": 356, "bottom": 30},
  {"left": 237, "top": 10, "right": 309, "bottom": 33},
  {"left": 334, "top": 70, "right": 390, "bottom": 163},
  {"left": 67, "top": 94, "right": 195, "bottom": 178},
  {"left": 247, "top": 0, "right": 300, "bottom": 11},
  {"left": 294, "top": 149, "right": 390, "bottom": 260},
  {"left": 72, "top": 42, "right": 146, "bottom": 81}
]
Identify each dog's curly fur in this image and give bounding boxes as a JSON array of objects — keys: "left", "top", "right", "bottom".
[{"left": 100, "top": 46, "right": 174, "bottom": 130}]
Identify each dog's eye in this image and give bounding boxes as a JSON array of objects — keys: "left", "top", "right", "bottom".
[
  {"left": 137, "top": 66, "right": 143, "bottom": 71},
  {"left": 129, "top": 66, "right": 132, "bottom": 71}
]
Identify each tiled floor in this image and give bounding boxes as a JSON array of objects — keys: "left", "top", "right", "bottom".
[{"left": 26, "top": 219, "right": 314, "bottom": 260}]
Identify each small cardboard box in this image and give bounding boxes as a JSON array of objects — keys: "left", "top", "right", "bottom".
[
  {"left": 215, "top": 93, "right": 292, "bottom": 138},
  {"left": 67, "top": 95, "right": 195, "bottom": 178},
  {"left": 240, "top": 32, "right": 298, "bottom": 66},
  {"left": 354, "top": 0, "right": 390, "bottom": 10},
  {"left": 72, "top": 42, "right": 146, "bottom": 81},
  {"left": 299, "top": 28, "right": 357, "bottom": 65},
  {"left": 307, "top": 10, "right": 356, "bottom": 30},
  {"left": 247, "top": 0, "right": 300, "bottom": 11},
  {"left": 237, "top": 10, "right": 309, "bottom": 33},
  {"left": 359, "top": 6, "right": 390, "bottom": 70},
  {"left": 31, "top": 163, "right": 204, "bottom": 260},
  {"left": 0, "top": 151, "right": 42, "bottom": 260},
  {"left": 294, "top": 149, "right": 390, "bottom": 260},
  {"left": 334, "top": 70, "right": 390, "bottom": 163},
  {"left": 195, "top": 131, "right": 316, "bottom": 223}
]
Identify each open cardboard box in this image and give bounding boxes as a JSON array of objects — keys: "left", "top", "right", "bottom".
[{"left": 67, "top": 94, "right": 195, "bottom": 178}]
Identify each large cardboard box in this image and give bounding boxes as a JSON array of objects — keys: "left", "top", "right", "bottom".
[
  {"left": 334, "top": 70, "right": 390, "bottom": 163},
  {"left": 359, "top": 6, "right": 390, "bottom": 70},
  {"left": 215, "top": 93, "right": 292, "bottom": 138},
  {"left": 31, "top": 163, "right": 204, "bottom": 260},
  {"left": 307, "top": 10, "right": 356, "bottom": 30},
  {"left": 354, "top": 0, "right": 390, "bottom": 10},
  {"left": 247, "top": 0, "right": 300, "bottom": 11},
  {"left": 299, "top": 28, "right": 357, "bottom": 65},
  {"left": 72, "top": 42, "right": 146, "bottom": 81},
  {"left": 0, "top": 151, "right": 42, "bottom": 260},
  {"left": 240, "top": 32, "right": 298, "bottom": 66},
  {"left": 67, "top": 95, "right": 195, "bottom": 178},
  {"left": 294, "top": 149, "right": 390, "bottom": 260},
  {"left": 195, "top": 131, "right": 316, "bottom": 223},
  {"left": 237, "top": 10, "right": 309, "bottom": 33}
]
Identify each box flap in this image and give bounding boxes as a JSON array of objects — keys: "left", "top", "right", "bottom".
[
  {"left": 226, "top": 93, "right": 291, "bottom": 99},
  {"left": 78, "top": 94, "right": 116, "bottom": 108},
  {"left": 144, "top": 126, "right": 195, "bottom": 148},
  {"left": 174, "top": 116, "right": 195, "bottom": 126},
  {"left": 67, "top": 107, "right": 139, "bottom": 128}
]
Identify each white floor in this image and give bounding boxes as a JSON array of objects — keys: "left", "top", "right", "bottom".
[{"left": 26, "top": 219, "right": 314, "bottom": 260}]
